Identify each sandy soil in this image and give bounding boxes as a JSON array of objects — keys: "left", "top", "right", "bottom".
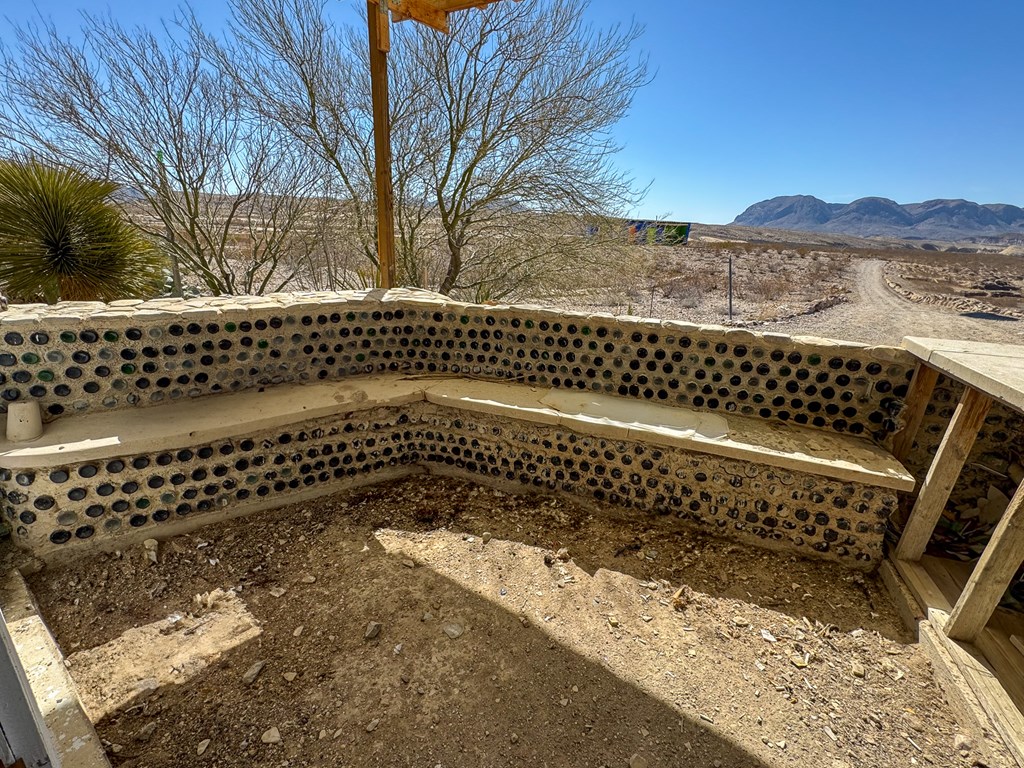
[
  {"left": 26, "top": 475, "right": 1014, "bottom": 768},
  {"left": 767, "top": 260, "right": 1024, "bottom": 346}
]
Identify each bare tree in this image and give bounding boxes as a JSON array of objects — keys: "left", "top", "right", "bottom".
[
  {"left": 202, "top": 0, "right": 426, "bottom": 290},
  {"left": 0, "top": 13, "right": 320, "bottom": 296},
  {"left": 217, "top": 0, "right": 648, "bottom": 300}
]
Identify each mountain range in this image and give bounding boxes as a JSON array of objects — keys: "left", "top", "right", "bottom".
[{"left": 732, "top": 195, "right": 1024, "bottom": 240}]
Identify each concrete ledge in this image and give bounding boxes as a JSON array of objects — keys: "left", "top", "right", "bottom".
[
  {"left": 903, "top": 336, "right": 1024, "bottom": 414},
  {"left": 2, "top": 377, "right": 914, "bottom": 492},
  {"left": 0, "top": 290, "right": 917, "bottom": 448},
  {"left": 426, "top": 380, "right": 914, "bottom": 492},
  {"left": 0, "top": 377, "right": 426, "bottom": 469},
  {"left": 0, "top": 569, "right": 110, "bottom": 768}
]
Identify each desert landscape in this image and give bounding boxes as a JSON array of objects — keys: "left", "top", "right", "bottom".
[
  {"left": 529, "top": 224, "right": 1023, "bottom": 348},
  {"left": 2, "top": 235, "right": 1022, "bottom": 767}
]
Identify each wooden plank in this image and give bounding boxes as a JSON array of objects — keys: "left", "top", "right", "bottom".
[
  {"left": 886, "top": 556, "right": 1024, "bottom": 767},
  {"left": 920, "top": 555, "right": 966, "bottom": 608},
  {"left": 930, "top": 611, "right": 1024, "bottom": 768},
  {"left": 895, "top": 387, "right": 992, "bottom": 561},
  {"left": 975, "top": 627, "right": 1024, "bottom": 715},
  {"left": 990, "top": 607, "right": 1024, "bottom": 641},
  {"left": 1012, "top": 635, "right": 1024, "bottom": 658},
  {"left": 918, "top": 622, "right": 1018, "bottom": 768},
  {"left": 892, "top": 363, "right": 940, "bottom": 463},
  {"left": 892, "top": 557, "right": 953, "bottom": 614},
  {"left": 928, "top": 554, "right": 971, "bottom": 592},
  {"left": 375, "top": 0, "right": 391, "bottom": 51},
  {"left": 913, "top": 555, "right": 1024, "bottom": 709},
  {"left": 930, "top": 556, "right": 1024, "bottom": 631},
  {"left": 946, "top": 482, "right": 1024, "bottom": 641},
  {"left": 368, "top": 1, "right": 398, "bottom": 289},
  {"left": 878, "top": 559, "right": 925, "bottom": 635}
]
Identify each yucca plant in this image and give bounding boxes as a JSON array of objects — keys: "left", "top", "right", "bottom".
[{"left": 0, "top": 159, "right": 166, "bottom": 303}]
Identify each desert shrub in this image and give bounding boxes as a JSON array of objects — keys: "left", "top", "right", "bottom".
[{"left": 0, "top": 159, "right": 166, "bottom": 303}]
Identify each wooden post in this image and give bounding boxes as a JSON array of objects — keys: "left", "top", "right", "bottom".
[
  {"left": 892, "top": 363, "right": 940, "bottom": 463},
  {"left": 368, "top": 0, "right": 397, "bottom": 289},
  {"left": 895, "top": 387, "right": 992, "bottom": 562},
  {"left": 946, "top": 482, "right": 1024, "bottom": 641}
]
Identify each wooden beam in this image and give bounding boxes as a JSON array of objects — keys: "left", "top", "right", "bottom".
[
  {"left": 895, "top": 386, "right": 992, "bottom": 561},
  {"left": 931, "top": 612, "right": 1024, "bottom": 768},
  {"left": 368, "top": 1, "right": 397, "bottom": 288},
  {"left": 430, "top": 0, "right": 512, "bottom": 10},
  {"left": 946, "top": 482, "right": 1024, "bottom": 641},
  {"left": 376, "top": 0, "right": 391, "bottom": 50},
  {"left": 892, "top": 362, "right": 940, "bottom": 463},
  {"left": 385, "top": 0, "right": 449, "bottom": 32}
]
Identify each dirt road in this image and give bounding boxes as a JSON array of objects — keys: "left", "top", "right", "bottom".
[{"left": 766, "top": 259, "right": 1024, "bottom": 346}]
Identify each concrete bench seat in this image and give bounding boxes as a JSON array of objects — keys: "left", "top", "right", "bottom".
[
  {"left": 1, "top": 376, "right": 913, "bottom": 565},
  {"left": 2, "top": 375, "right": 913, "bottom": 490},
  {"left": 424, "top": 379, "right": 914, "bottom": 492},
  {"left": 0, "top": 377, "right": 427, "bottom": 469}
]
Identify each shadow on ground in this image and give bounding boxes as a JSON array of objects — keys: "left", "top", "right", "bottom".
[
  {"left": 960, "top": 311, "right": 1018, "bottom": 322},
  {"left": 26, "top": 475, "right": 990, "bottom": 768},
  {"left": 93, "top": 529, "right": 771, "bottom": 768},
  {"left": 337, "top": 475, "right": 912, "bottom": 643}
]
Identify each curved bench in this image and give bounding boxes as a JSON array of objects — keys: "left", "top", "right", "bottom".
[{"left": 1, "top": 375, "right": 913, "bottom": 568}]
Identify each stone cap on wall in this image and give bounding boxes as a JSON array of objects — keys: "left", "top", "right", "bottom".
[{"left": 0, "top": 289, "right": 919, "bottom": 446}]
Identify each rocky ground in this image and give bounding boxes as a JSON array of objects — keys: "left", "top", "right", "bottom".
[
  {"left": 25, "top": 475, "right": 1015, "bottom": 768},
  {"left": 884, "top": 261, "right": 1024, "bottom": 321},
  {"left": 532, "top": 241, "right": 1024, "bottom": 347},
  {"left": 533, "top": 243, "right": 852, "bottom": 329}
]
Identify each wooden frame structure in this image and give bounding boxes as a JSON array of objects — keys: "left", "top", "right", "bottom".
[
  {"left": 891, "top": 337, "right": 1024, "bottom": 766},
  {"left": 366, "top": 0, "right": 519, "bottom": 288}
]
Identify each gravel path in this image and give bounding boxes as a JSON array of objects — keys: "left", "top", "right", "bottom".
[{"left": 765, "top": 259, "right": 1024, "bottom": 346}]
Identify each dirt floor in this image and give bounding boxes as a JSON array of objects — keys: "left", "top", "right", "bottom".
[{"left": 24, "top": 474, "right": 1015, "bottom": 768}]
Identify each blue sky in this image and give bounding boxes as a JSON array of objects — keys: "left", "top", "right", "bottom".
[
  {"left": 4, "top": 0, "right": 1022, "bottom": 223},
  {"left": 600, "top": 0, "right": 1024, "bottom": 222}
]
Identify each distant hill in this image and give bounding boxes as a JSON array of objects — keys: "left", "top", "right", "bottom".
[{"left": 733, "top": 195, "right": 1024, "bottom": 240}]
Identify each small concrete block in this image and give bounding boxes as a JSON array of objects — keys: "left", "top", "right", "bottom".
[
  {"left": 85, "top": 311, "right": 136, "bottom": 320},
  {"left": 0, "top": 314, "right": 43, "bottom": 328},
  {"left": 723, "top": 327, "right": 758, "bottom": 342},
  {"left": 864, "top": 345, "right": 916, "bottom": 364},
  {"left": 316, "top": 295, "right": 358, "bottom": 307},
  {"left": 180, "top": 306, "right": 224, "bottom": 318},
  {"left": 659, "top": 319, "right": 698, "bottom": 334}
]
